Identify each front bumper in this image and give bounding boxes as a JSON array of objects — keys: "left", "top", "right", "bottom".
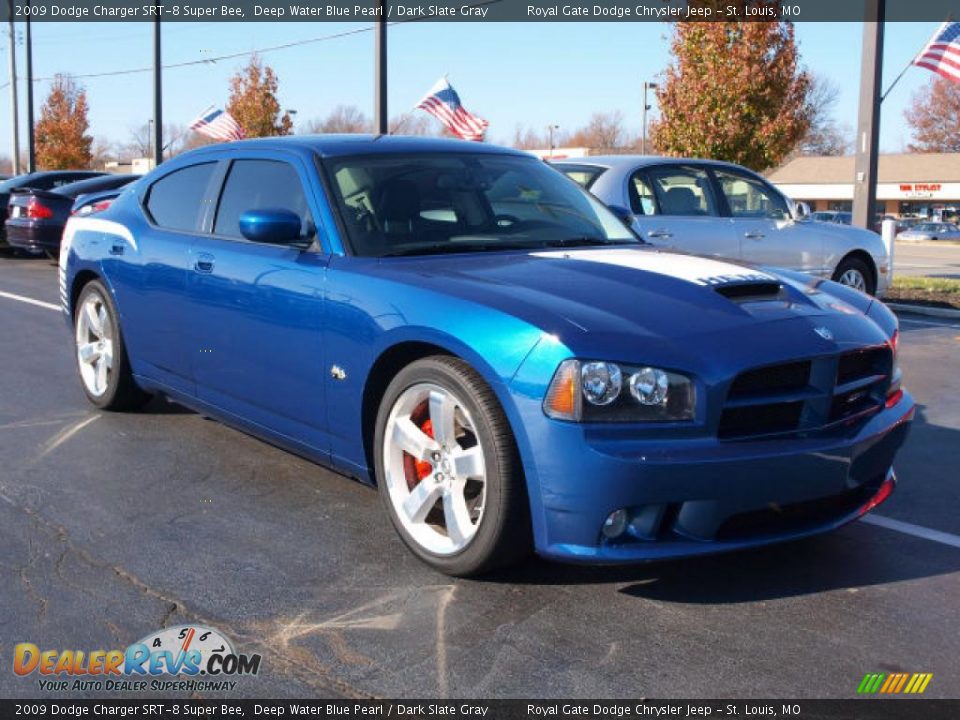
[{"left": 519, "top": 391, "right": 914, "bottom": 563}]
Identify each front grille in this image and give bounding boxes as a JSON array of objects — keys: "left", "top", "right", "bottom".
[
  {"left": 719, "top": 345, "right": 892, "bottom": 440},
  {"left": 838, "top": 347, "right": 889, "bottom": 385},
  {"left": 715, "top": 479, "right": 882, "bottom": 540},
  {"left": 718, "top": 402, "right": 804, "bottom": 439},
  {"left": 728, "top": 360, "right": 811, "bottom": 398}
]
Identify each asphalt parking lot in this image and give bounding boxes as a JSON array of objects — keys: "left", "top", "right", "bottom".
[
  {"left": 895, "top": 240, "right": 960, "bottom": 279},
  {"left": 1, "top": 255, "right": 958, "bottom": 700}
]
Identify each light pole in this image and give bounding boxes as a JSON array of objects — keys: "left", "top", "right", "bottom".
[
  {"left": 8, "top": 5, "right": 20, "bottom": 174},
  {"left": 641, "top": 81, "right": 658, "bottom": 155},
  {"left": 153, "top": 17, "right": 162, "bottom": 167},
  {"left": 546, "top": 124, "right": 559, "bottom": 157},
  {"left": 25, "top": 2, "right": 34, "bottom": 172}
]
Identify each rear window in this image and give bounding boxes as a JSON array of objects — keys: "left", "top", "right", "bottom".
[
  {"left": 146, "top": 163, "right": 218, "bottom": 232},
  {"left": 57, "top": 174, "right": 139, "bottom": 198},
  {"left": 555, "top": 164, "right": 605, "bottom": 190}
]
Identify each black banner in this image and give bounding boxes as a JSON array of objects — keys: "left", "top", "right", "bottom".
[
  {"left": 2, "top": 700, "right": 960, "bottom": 720},
  {"left": 0, "top": 0, "right": 956, "bottom": 23}
]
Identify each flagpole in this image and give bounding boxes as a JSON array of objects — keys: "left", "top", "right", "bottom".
[
  {"left": 880, "top": 17, "right": 951, "bottom": 103},
  {"left": 153, "top": 16, "right": 163, "bottom": 166}
]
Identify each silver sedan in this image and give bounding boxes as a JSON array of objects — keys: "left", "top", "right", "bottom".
[
  {"left": 897, "top": 222, "right": 960, "bottom": 242},
  {"left": 553, "top": 156, "right": 891, "bottom": 296}
]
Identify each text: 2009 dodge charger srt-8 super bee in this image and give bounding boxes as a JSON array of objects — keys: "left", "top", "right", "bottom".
[{"left": 60, "top": 136, "right": 913, "bottom": 576}]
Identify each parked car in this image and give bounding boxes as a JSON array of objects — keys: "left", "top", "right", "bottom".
[
  {"left": 554, "top": 156, "right": 890, "bottom": 295},
  {"left": 896, "top": 222, "right": 960, "bottom": 242},
  {"left": 811, "top": 210, "right": 852, "bottom": 225},
  {"left": 5, "top": 174, "right": 140, "bottom": 255},
  {"left": 61, "top": 136, "right": 913, "bottom": 576},
  {"left": 0, "top": 170, "right": 105, "bottom": 246}
]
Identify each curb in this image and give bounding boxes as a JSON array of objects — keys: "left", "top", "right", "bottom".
[{"left": 887, "top": 302, "right": 960, "bottom": 320}]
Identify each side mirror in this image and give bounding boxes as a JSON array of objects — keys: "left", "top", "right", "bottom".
[
  {"left": 607, "top": 204, "right": 635, "bottom": 228},
  {"left": 238, "top": 208, "right": 304, "bottom": 245},
  {"left": 794, "top": 201, "right": 811, "bottom": 220}
]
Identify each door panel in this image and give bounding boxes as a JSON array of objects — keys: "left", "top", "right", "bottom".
[
  {"left": 629, "top": 165, "right": 740, "bottom": 262},
  {"left": 188, "top": 156, "right": 331, "bottom": 451},
  {"left": 110, "top": 161, "right": 221, "bottom": 395},
  {"left": 712, "top": 167, "right": 823, "bottom": 274}
]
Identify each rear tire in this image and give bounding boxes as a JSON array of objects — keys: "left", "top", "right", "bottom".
[
  {"left": 374, "top": 356, "right": 531, "bottom": 576},
  {"left": 74, "top": 280, "right": 151, "bottom": 411},
  {"left": 832, "top": 256, "right": 875, "bottom": 296}
]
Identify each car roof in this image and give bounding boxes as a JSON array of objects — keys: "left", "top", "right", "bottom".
[
  {"left": 550, "top": 155, "right": 748, "bottom": 171},
  {"left": 182, "top": 134, "right": 531, "bottom": 160}
]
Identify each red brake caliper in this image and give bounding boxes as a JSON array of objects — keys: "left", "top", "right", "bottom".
[{"left": 402, "top": 405, "right": 435, "bottom": 490}]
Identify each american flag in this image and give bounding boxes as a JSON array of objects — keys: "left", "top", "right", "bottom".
[
  {"left": 914, "top": 21, "right": 960, "bottom": 83},
  {"left": 189, "top": 106, "right": 246, "bottom": 141},
  {"left": 415, "top": 77, "right": 489, "bottom": 142}
]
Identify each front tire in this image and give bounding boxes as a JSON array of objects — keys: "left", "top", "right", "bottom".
[
  {"left": 374, "top": 356, "right": 531, "bottom": 576},
  {"left": 833, "top": 256, "right": 875, "bottom": 295},
  {"left": 74, "top": 280, "right": 150, "bottom": 411}
]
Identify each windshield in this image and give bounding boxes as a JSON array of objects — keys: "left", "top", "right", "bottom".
[
  {"left": 914, "top": 224, "right": 938, "bottom": 231},
  {"left": 324, "top": 152, "right": 636, "bottom": 257}
]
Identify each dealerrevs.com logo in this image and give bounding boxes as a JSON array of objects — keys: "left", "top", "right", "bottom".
[{"left": 13, "top": 625, "right": 261, "bottom": 693}]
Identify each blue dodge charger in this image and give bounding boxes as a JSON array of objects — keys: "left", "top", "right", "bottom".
[{"left": 60, "top": 136, "right": 914, "bottom": 576}]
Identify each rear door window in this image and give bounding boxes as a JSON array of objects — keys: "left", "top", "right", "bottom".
[
  {"left": 645, "top": 165, "right": 718, "bottom": 217},
  {"left": 213, "top": 159, "right": 312, "bottom": 241},
  {"left": 146, "top": 163, "right": 218, "bottom": 232},
  {"left": 714, "top": 168, "right": 790, "bottom": 220}
]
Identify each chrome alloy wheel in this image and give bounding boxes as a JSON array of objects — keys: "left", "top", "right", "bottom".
[
  {"left": 382, "top": 383, "right": 487, "bottom": 556},
  {"left": 75, "top": 292, "right": 114, "bottom": 397},
  {"left": 838, "top": 268, "right": 867, "bottom": 292}
]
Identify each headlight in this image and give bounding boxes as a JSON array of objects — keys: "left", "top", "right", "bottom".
[{"left": 544, "top": 359, "right": 695, "bottom": 422}]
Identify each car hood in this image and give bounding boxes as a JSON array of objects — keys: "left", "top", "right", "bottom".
[{"left": 373, "top": 246, "right": 881, "bottom": 354}]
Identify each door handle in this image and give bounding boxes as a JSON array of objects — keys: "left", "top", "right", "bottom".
[
  {"left": 194, "top": 253, "right": 215, "bottom": 274},
  {"left": 744, "top": 231, "right": 765, "bottom": 240},
  {"left": 647, "top": 229, "right": 674, "bottom": 239}
]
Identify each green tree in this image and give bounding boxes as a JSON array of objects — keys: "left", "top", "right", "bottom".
[
  {"left": 35, "top": 74, "right": 94, "bottom": 169},
  {"left": 651, "top": 6, "right": 813, "bottom": 171},
  {"left": 226, "top": 54, "right": 292, "bottom": 138}
]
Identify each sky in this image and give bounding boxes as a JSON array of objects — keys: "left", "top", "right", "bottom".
[{"left": 0, "top": 20, "right": 945, "bottom": 162}]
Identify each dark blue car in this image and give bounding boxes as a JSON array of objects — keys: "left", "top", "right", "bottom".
[{"left": 60, "top": 136, "right": 914, "bottom": 576}]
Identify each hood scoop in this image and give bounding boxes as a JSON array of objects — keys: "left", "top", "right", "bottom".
[{"left": 713, "top": 281, "right": 784, "bottom": 302}]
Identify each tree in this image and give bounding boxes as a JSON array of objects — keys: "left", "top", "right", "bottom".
[
  {"left": 306, "top": 105, "right": 371, "bottom": 134},
  {"left": 794, "top": 75, "right": 851, "bottom": 156},
  {"left": 35, "top": 74, "right": 94, "bottom": 169},
  {"left": 651, "top": 9, "right": 813, "bottom": 171},
  {"left": 226, "top": 54, "right": 292, "bottom": 138},
  {"left": 905, "top": 76, "right": 960, "bottom": 153},
  {"left": 119, "top": 122, "right": 190, "bottom": 160},
  {"left": 567, "top": 111, "right": 633, "bottom": 150}
]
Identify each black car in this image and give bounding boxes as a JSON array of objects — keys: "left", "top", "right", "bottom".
[
  {"left": 0, "top": 170, "right": 106, "bottom": 246},
  {"left": 4, "top": 174, "right": 139, "bottom": 255}
]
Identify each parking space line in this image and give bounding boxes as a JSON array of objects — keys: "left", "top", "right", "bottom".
[
  {"left": 862, "top": 514, "right": 960, "bottom": 550},
  {"left": 0, "top": 289, "right": 60, "bottom": 312}
]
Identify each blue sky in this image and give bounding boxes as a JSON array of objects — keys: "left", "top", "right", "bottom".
[{"left": 0, "top": 21, "right": 944, "bottom": 160}]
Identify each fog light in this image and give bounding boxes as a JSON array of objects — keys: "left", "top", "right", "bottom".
[{"left": 602, "top": 509, "right": 629, "bottom": 539}]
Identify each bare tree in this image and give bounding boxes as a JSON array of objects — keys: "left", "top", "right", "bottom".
[
  {"left": 906, "top": 76, "right": 960, "bottom": 153},
  {"left": 119, "top": 122, "right": 190, "bottom": 161},
  {"left": 794, "top": 75, "right": 851, "bottom": 156},
  {"left": 305, "top": 105, "right": 372, "bottom": 134},
  {"left": 568, "top": 111, "right": 634, "bottom": 150}
]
